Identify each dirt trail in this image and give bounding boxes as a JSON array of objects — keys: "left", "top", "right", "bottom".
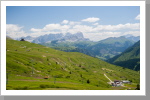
[{"left": 104, "top": 74, "right": 113, "bottom": 83}]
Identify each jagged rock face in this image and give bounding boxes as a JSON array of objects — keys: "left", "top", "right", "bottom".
[
  {"left": 32, "top": 33, "right": 64, "bottom": 43},
  {"left": 74, "top": 32, "right": 84, "bottom": 39},
  {"left": 60, "top": 32, "right": 88, "bottom": 42},
  {"left": 32, "top": 32, "right": 89, "bottom": 43}
]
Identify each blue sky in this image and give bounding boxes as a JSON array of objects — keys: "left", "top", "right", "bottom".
[{"left": 6, "top": 6, "right": 140, "bottom": 41}]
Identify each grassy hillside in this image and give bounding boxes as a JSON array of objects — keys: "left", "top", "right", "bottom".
[
  {"left": 6, "top": 39, "right": 140, "bottom": 90},
  {"left": 107, "top": 41, "right": 140, "bottom": 71},
  {"left": 88, "top": 36, "right": 135, "bottom": 60}
]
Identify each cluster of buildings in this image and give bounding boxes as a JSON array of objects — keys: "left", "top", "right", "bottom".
[
  {"left": 111, "top": 80, "right": 131, "bottom": 87},
  {"left": 104, "top": 73, "right": 131, "bottom": 87}
]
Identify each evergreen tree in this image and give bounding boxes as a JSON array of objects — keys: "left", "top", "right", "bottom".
[{"left": 87, "top": 79, "right": 90, "bottom": 84}]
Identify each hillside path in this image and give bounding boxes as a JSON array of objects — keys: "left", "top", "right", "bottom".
[{"left": 104, "top": 73, "right": 113, "bottom": 83}]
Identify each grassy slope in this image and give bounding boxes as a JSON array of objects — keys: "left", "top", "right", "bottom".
[
  {"left": 88, "top": 36, "right": 135, "bottom": 60},
  {"left": 6, "top": 39, "right": 140, "bottom": 90},
  {"left": 107, "top": 41, "right": 140, "bottom": 71}
]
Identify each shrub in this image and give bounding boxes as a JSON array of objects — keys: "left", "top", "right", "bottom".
[
  {"left": 69, "top": 71, "right": 72, "bottom": 74},
  {"left": 87, "top": 79, "right": 90, "bottom": 84}
]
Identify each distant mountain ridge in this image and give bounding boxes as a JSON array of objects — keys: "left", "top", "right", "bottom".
[
  {"left": 32, "top": 33, "right": 63, "bottom": 43},
  {"left": 124, "top": 35, "right": 140, "bottom": 42},
  {"left": 56, "top": 32, "right": 89, "bottom": 43},
  {"left": 31, "top": 32, "right": 90, "bottom": 44}
]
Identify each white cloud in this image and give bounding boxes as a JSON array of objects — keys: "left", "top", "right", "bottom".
[
  {"left": 6, "top": 24, "right": 23, "bottom": 33},
  {"left": 67, "top": 23, "right": 139, "bottom": 34},
  {"left": 61, "top": 20, "right": 69, "bottom": 24},
  {"left": 82, "top": 17, "right": 100, "bottom": 23},
  {"left": 135, "top": 14, "right": 140, "bottom": 20},
  {"left": 6, "top": 24, "right": 27, "bottom": 39},
  {"left": 93, "top": 23, "right": 99, "bottom": 26},
  {"left": 30, "top": 28, "right": 42, "bottom": 32},
  {"left": 43, "top": 24, "right": 61, "bottom": 31},
  {"left": 94, "top": 23, "right": 140, "bottom": 31},
  {"left": 69, "top": 21, "right": 81, "bottom": 26},
  {"left": 42, "top": 24, "right": 70, "bottom": 31},
  {"left": 29, "top": 24, "right": 70, "bottom": 37},
  {"left": 72, "top": 25, "right": 93, "bottom": 33}
]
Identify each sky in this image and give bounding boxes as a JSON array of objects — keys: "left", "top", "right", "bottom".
[{"left": 6, "top": 6, "right": 140, "bottom": 41}]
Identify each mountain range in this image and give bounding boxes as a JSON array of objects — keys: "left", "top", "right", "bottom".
[
  {"left": 19, "top": 32, "right": 139, "bottom": 44},
  {"left": 31, "top": 32, "right": 89, "bottom": 44},
  {"left": 40, "top": 34, "right": 139, "bottom": 60}
]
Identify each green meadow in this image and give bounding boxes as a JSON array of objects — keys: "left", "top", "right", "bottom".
[{"left": 6, "top": 38, "right": 140, "bottom": 90}]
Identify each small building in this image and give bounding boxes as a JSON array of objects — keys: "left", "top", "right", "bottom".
[
  {"left": 122, "top": 80, "right": 131, "bottom": 84},
  {"left": 111, "top": 80, "right": 122, "bottom": 87}
]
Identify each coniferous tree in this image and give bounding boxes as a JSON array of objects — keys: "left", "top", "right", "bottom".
[{"left": 87, "top": 79, "right": 90, "bottom": 84}]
